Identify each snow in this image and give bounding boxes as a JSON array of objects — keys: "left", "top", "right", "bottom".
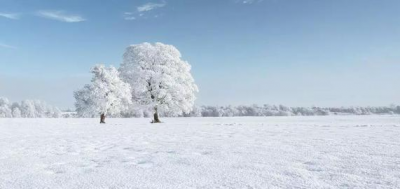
[{"left": 0, "top": 116, "right": 399, "bottom": 188}]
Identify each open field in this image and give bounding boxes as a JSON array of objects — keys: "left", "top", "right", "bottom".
[{"left": 0, "top": 116, "right": 399, "bottom": 188}]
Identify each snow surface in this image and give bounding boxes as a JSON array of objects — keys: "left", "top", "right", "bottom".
[{"left": 0, "top": 116, "right": 399, "bottom": 188}]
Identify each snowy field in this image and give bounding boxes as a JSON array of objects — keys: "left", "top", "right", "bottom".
[{"left": 0, "top": 116, "right": 399, "bottom": 189}]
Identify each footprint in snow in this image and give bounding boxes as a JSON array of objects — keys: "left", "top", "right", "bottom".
[
  {"left": 136, "top": 160, "right": 154, "bottom": 168},
  {"left": 193, "top": 151, "right": 212, "bottom": 156},
  {"left": 44, "top": 169, "right": 65, "bottom": 175},
  {"left": 304, "top": 161, "right": 324, "bottom": 172},
  {"left": 303, "top": 161, "right": 316, "bottom": 165},
  {"left": 43, "top": 164, "right": 67, "bottom": 175}
]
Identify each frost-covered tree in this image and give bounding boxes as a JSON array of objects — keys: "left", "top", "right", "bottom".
[
  {"left": 0, "top": 97, "right": 12, "bottom": 118},
  {"left": 183, "top": 105, "right": 202, "bottom": 117},
  {"left": 12, "top": 107, "right": 22, "bottom": 118},
  {"left": 20, "top": 100, "right": 36, "bottom": 118},
  {"left": 74, "top": 64, "right": 132, "bottom": 123},
  {"left": 35, "top": 100, "right": 46, "bottom": 117},
  {"left": 120, "top": 42, "right": 198, "bottom": 123},
  {"left": 51, "top": 107, "right": 62, "bottom": 118},
  {"left": 0, "top": 98, "right": 63, "bottom": 118}
]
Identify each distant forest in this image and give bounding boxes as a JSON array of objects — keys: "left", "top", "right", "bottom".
[
  {"left": 93, "top": 104, "right": 400, "bottom": 118},
  {"left": 2, "top": 96, "right": 399, "bottom": 118},
  {"left": 182, "top": 105, "right": 400, "bottom": 117}
]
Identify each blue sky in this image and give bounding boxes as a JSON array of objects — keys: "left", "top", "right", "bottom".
[{"left": 0, "top": 0, "right": 399, "bottom": 109}]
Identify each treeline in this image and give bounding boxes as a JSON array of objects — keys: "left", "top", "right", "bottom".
[
  {"left": 0, "top": 97, "right": 62, "bottom": 118},
  {"left": 182, "top": 105, "right": 400, "bottom": 117},
  {"left": 87, "top": 104, "right": 400, "bottom": 118},
  {"left": 2, "top": 95, "right": 399, "bottom": 118}
]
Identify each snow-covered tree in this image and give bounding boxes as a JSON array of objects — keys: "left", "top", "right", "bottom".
[
  {"left": 51, "top": 107, "right": 62, "bottom": 118},
  {"left": 120, "top": 106, "right": 145, "bottom": 118},
  {"left": 12, "top": 107, "right": 22, "bottom": 118},
  {"left": 74, "top": 64, "right": 132, "bottom": 123},
  {"left": 0, "top": 97, "right": 12, "bottom": 118},
  {"left": 120, "top": 42, "right": 198, "bottom": 123},
  {"left": 20, "top": 100, "right": 36, "bottom": 118},
  {"left": 32, "top": 100, "right": 46, "bottom": 118},
  {"left": 184, "top": 105, "right": 202, "bottom": 117}
]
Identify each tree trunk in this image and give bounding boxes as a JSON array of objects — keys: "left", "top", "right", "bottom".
[
  {"left": 152, "top": 108, "right": 161, "bottom": 123},
  {"left": 100, "top": 113, "right": 106, "bottom": 124}
]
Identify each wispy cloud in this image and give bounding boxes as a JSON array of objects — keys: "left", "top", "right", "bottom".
[
  {"left": 124, "top": 1, "right": 166, "bottom": 21},
  {"left": 123, "top": 12, "right": 136, "bottom": 20},
  {"left": 236, "top": 0, "right": 264, "bottom": 4},
  {"left": 0, "top": 43, "right": 17, "bottom": 49},
  {"left": 37, "top": 10, "right": 85, "bottom": 23},
  {"left": 137, "top": 2, "right": 166, "bottom": 12},
  {"left": 0, "top": 13, "right": 20, "bottom": 20}
]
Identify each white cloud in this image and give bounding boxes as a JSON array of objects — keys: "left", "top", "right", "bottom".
[
  {"left": 124, "top": 12, "right": 136, "bottom": 20},
  {"left": 0, "top": 13, "right": 20, "bottom": 20},
  {"left": 0, "top": 43, "right": 16, "bottom": 49},
  {"left": 125, "top": 16, "right": 136, "bottom": 20},
  {"left": 37, "top": 10, "right": 85, "bottom": 23},
  {"left": 137, "top": 2, "right": 166, "bottom": 12},
  {"left": 124, "top": 1, "right": 166, "bottom": 21},
  {"left": 237, "top": 0, "right": 264, "bottom": 4}
]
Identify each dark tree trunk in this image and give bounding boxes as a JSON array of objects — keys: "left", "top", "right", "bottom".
[
  {"left": 153, "top": 112, "right": 161, "bottom": 123},
  {"left": 152, "top": 107, "right": 161, "bottom": 123},
  {"left": 100, "top": 113, "right": 106, "bottom": 124}
]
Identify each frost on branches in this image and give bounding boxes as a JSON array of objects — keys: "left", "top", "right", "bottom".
[
  {"left": 120, "top": 42, "right": 198, "bottom": 123},
  {"left": 74, "top": 65, "right": 132, "bottom": 123}
]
